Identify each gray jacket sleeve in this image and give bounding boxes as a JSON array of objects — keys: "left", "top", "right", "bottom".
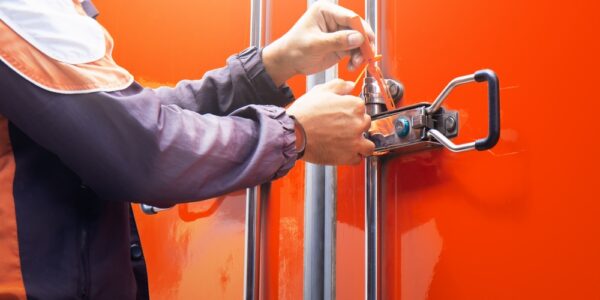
[
  {"left": 0, "top": 47, "right": 297, "bottom": 206},
  {"left": 153, "top": 47, "right": 295, "bottom": 115}
]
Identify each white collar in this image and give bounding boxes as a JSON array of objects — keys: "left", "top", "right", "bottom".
[{"left": 0, "top": 0, "right": 106, "bottom": 64}]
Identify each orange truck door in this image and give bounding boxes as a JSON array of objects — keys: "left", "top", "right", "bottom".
[
  {"left": 96, "top": 1, "right": 251, "bottom": 298},
  {"left": 336, "top": 0, "right": 600, "bottom": 299}
]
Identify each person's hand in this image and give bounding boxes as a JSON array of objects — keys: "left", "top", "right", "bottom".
[
  {"left": 262, "top": 2, "right": 375, "bottom": 86},
  {"left": 286, "top": 79, "right": 374, "bottom": 165}
]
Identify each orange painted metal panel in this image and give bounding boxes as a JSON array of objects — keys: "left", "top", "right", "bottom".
[
  {"left": 335, "top": 1, "right": 367, "bottom": 298},
  {"left": 96, "top": 1, "right": 250, "bottom": 298},
  {"left": 375, "top": 0, "right": 600, "bottom": 299},
  {"left": 261, "top": 2, "right": 307, "bottom": 299}
]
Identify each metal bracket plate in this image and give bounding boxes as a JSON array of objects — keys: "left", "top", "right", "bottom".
[{"left": 368, "top": 102, "right": 459, "bottom": 156}]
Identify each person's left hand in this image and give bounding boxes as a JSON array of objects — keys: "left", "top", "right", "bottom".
[{"left": 262, "top": 2, "right": 375, "bottom": 86}]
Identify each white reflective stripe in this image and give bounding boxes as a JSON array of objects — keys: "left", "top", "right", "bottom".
[{"left": 0, "top": 0, "right": 105, "bottom": 64}]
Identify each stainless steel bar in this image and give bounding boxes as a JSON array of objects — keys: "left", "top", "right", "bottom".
[
  {"left": 324, "top": 165, "right": 337, "bottom": 300},
  {"left": 365, "top": 0, "right": 378, "bottom": 53},
  {"left": 426, "top": 74, "right": 475, "bottom": 115},
  {"left": 365, "top": 155, "right": 380, "bottom": 300},
  {"left": 364, "top": 0, "right": 380, "bottom": 300},
  {"left": 244, "top": 186, "right": 261, "bottom": 300},
  {"left": 304, "top": 2, "right": 338, "bottom": 299},
  {"left": 249, "top": 0, "right": 262, "bottom": 48},
  {"left": 244, "top": 0, "right": 264, "bottom": 299},
  {"left": 304, "top": 162, "right": 325, "bottom": 300},
  {"left": 427, "top": 130, "right": 477, "bottom": 152}
]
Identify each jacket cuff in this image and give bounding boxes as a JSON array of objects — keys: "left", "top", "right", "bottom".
[
  {"left": 249, "top": 105, "right": 298, "bottom": 180},
  {"left": 259, "top": 105, "right": 298, "bottom": 179},
  {"left": 236, "top": 47, "right": 295, "bottom": 107}
]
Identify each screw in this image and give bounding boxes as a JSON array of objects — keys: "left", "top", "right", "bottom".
[
  {"left": 445, "top": 117, "right": 457, "bottom": 132},
  {"left": 386, "top": 79, "right": 404, "bottom": 104}
]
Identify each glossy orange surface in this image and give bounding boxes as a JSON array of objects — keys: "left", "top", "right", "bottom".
[
  {"left": 335, "top": 1, "right": 367, "bottom": 299},
  {"left": 375, "top": 0, "right": 600, "bottom": 298},
  {"left": 96, "top": 1, "right": 250, "bottom": 298},
  {"left": 261, "top": 1, "right": 308, "bottom": 299}
]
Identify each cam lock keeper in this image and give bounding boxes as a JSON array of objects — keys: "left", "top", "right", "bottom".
[{"left": 367, "top": 69, "right": 501, "bottom": 156}]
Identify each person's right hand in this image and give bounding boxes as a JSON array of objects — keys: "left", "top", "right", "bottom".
[{"left": 286, "top": 79, "right": 374, "bottom": 165}]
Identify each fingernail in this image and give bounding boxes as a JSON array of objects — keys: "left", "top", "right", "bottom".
[
  {"left": 353, "top": 55, "right": 363, "bottom": 65},
  {"left": 347, "top": 32, "right": 364, "bottom": 47}
]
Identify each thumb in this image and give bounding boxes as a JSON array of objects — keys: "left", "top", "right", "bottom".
[
  {"left": 322, "top": 79, "right": 355, "bottom": 95},
  {"left": 321, "top": 30, "right": 365, "bottom": 52}
]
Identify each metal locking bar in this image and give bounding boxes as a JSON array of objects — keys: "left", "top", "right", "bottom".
[{"left": 368, "top": 69, "right": 501, "bottom": 156}]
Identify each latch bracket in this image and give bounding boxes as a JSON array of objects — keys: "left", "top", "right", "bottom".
[
  {"left": 367, "top": 69, "right": 500, "bottom": 156},
  {"left": 369, "top": 103, "right": 459, "bottom": 156}
]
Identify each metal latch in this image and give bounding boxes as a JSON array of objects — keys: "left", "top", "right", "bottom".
[
  {"left": 140, "top": 203, "right": 171, "bottom": 215},
  {"left": 368, "top": 69, "right": 500, "bottom": 156}
]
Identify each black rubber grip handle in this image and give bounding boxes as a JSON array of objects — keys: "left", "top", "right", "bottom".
[{"left": 473, "top": 69, "right": 500, "bottom": 151}]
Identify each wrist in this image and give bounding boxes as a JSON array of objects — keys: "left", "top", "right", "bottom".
[
  {"left": 262, "top": 42, "right": 297, "bottom": 86},
  {"left": 288, "top": 114, "right": 307, "bottom": 159}
]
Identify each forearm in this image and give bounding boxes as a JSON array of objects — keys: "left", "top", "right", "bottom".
[{"left": 152, "top": 47, "right": 295, "bottom": 115}]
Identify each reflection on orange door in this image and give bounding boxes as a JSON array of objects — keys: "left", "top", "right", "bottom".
[
  {"left": 376, "top": 0, "right": 600, "bottom": 299},
  {"left": 96, "top": 0, "right": 251, "bottom": 298}
]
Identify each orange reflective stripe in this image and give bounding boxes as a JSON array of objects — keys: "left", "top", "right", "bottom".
[
  {"left": 0, "top": 1, "right": 133, "bottom": 94},
  {"left": 0, "top": 117, "right": 26, "bottom": 300}
]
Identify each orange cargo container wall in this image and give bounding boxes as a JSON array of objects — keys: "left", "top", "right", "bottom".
[
  {"left": 96, "top": 1, "right": 251, "bottom": 298},
  {"left": 374, "top": 0, "right": 599, "bottom": 299},
  {"left": 334, "top": 1, "right": 367, "bottom": 300},
  {"left": 261, "top": 0, "right": 307, "bottom": 299}
]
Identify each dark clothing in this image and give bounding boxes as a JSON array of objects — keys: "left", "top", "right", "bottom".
[{"left": 0, "top": 47, "right": 296, "bottom": 299}]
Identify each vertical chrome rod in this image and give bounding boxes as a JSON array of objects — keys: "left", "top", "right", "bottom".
[
  {"left": 303, "top": 158, "right": 325, "bottom": 300},
  {"left": 364, "top": 0, "right": 381, "bottom": 300},
  {"left": 365, "top": 155, "right": 380, "bottom": 300},
  {"left": 304, "top": 1, "right": 339, "bottom": 299},
  {"left": 244, "top": 0, "right": 263, "bottom": 299},
  {"left": 323, "top": 164, "right": 337, "bottom": 300}
]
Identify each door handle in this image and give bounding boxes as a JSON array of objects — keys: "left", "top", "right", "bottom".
[
  {"left": 367, "top": 69, "right": 501, "bottom": 155},
  {"left": 426, "top": 69, "right": 500, "bottom": 152}
]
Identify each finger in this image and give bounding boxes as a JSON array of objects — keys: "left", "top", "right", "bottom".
[
  {"left": 361, "top": 114, "right": 372, "bottom": 132},
  {"left": 347, "top": 50, "right": 365, "bottom": 71},
  {"left": 320, "top": 30, "right": 365, "bottom": 52},
  {"left": 354, "top": 53, "right": 364, "bottom": 66},
  {"left": 358, "top": 139, "right": 376, "bottom": 157},
  {"left": 349, "top": 52, "right": 364, "bottom": 68},
  {"left": 349, "top": 154, "right": 363, "bottom": 165},
  {"left": 316, "top": 2, "right": 360, "bottom": 28},
  {"left": 360, "top": 19, "right": 376, "bottom": 46},
  {"left": 323, "top": 79, "right": 355, "bottom": 94}
]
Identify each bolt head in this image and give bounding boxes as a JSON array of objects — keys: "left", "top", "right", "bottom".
[
  {"left": 395, "top": 117, "right": 410, "bottom": 137},
  {"left": 445, "top": 117, "right": 457, "bottom": 132}
]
